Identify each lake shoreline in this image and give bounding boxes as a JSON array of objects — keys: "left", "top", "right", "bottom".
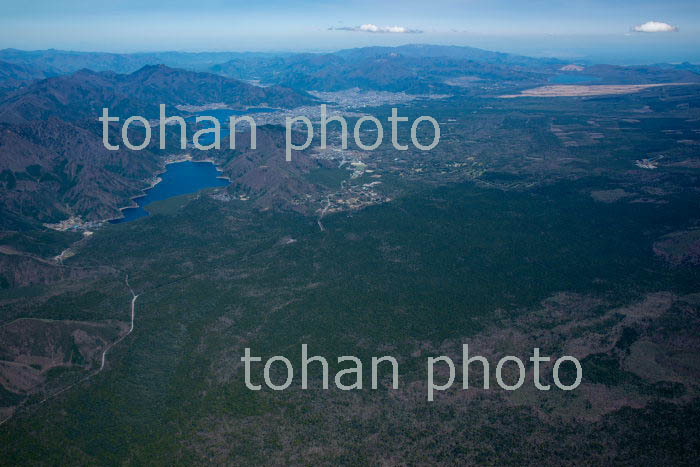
[{"left": 106, "top": 154, "right": 230, "bottom": 224}]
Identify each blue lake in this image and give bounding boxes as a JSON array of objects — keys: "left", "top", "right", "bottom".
[
  {"left": 189, "top": 107, "right": 280, "bottom": 122},
  {"left": 110, "top": 160, "right": 230, "bottom": 224},
  {"left": 188, "top": 107, "right": 279, "bottom": 146}
]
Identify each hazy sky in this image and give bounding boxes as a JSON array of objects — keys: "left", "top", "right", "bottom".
[{"left": 2, "top": 0, "right": 699, "bottom": 63}]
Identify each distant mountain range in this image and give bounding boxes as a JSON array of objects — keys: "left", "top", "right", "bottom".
[
  {"left": 0, "top": 65, "right": 313, "bottom": 124},
  {"left": 2, "top": 45, "right": 699, "bottom": 96},
  {"left": 0, "top": 48, "right": 281, "bottom": 74},
  {"left": 0, "top": 44, "right": 553, "bottom": 74}
]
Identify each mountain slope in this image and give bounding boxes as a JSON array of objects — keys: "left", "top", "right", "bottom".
[
  {"left": 0, "top": 60, "right": 53, "bottom": 100},
  {"left": 0, "top": 118, "right": 162, "bottom": 227}
]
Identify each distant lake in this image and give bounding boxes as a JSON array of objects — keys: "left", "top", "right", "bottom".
[
  {"left": 550, "top": 74, "right": 602, "bottom": 84},
  {"left": 190, "top": 107, "right": 280, "bottom": 122},
  {"left": 110, "top": 161, "right": 229, "bottom": 224},
  {"left": 190, "top": 107, "right": 280, "bottom": 146}
]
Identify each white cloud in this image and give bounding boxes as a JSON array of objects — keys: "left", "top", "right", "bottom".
[
  {"left": 633, "top": 21, "right": 679, "bottom": 33},
  {"left": 330, "top": 24, "right": 422, "bottom": 34}
]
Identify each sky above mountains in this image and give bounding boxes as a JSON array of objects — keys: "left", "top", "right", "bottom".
[{"left": 2, "top": 0, "right": 699, "bottom": 63}]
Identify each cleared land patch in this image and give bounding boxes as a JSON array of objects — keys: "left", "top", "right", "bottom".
[{"left": 500, "top": 83, "right": 694, "bottom": 98}]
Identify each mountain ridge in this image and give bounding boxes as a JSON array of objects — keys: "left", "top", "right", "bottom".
[{"left": 0, "top": 65, "right": 314, "bottom": 123}]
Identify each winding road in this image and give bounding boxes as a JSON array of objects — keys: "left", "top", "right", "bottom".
[
  {"left": 317, "top": 195, "right": 331, "bottom": 232},
  {"left": 0, "top": 276, "right": 139, "bottom": 426},
  {"left": 97, "top": 276, "right": 139, "bottom": 372}
]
